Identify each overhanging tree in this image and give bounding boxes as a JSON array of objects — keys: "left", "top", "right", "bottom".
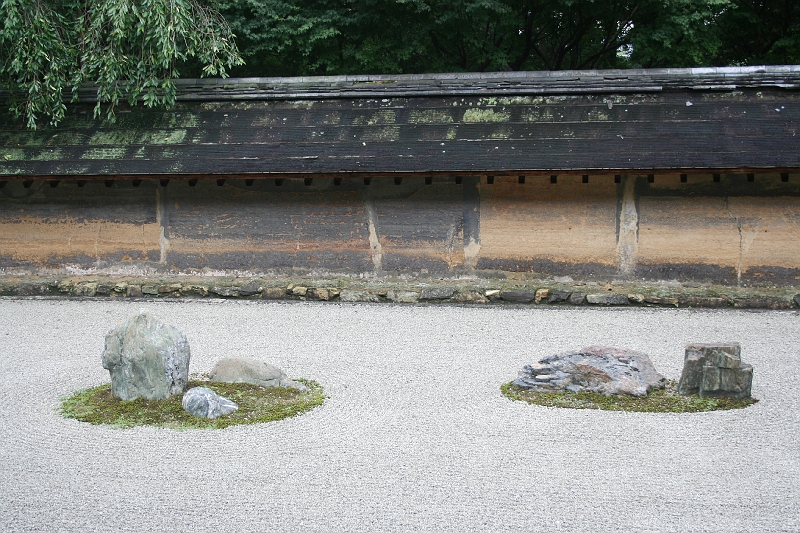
[{"left": 0, "top": 0, "right": 243, "bottom": 129}]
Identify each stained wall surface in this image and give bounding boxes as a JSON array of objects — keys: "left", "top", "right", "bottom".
[{"left": 2, "top": 174, "right": 798, "bottom": 285}]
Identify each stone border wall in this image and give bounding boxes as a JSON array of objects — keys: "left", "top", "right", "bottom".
[{"left": 3, "top": 276, "right": 798, "bottom": 310}]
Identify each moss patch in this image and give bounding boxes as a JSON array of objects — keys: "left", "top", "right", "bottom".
[
  {"left": 501, "top": 380, "right": 756, "bottom": 413},
  {"left": 61, "top": 378, "right": 325, "bottom": 429}
]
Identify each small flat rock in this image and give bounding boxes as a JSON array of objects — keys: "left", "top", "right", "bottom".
[
  {"left": 96, "top": 284, "right": 113, "bottom": 295},
  {"left": 388, "top": 290, "right": 419, "bottom": 303},
  {"left": 126, "top": 285, "right": 143, "bottom": 298},
  {"left": 307, "top": 288, "right": 330, "bottom": 301},
  {"left": 454, "top": 292, "right": 487, "bottom": 304},
  {"left": 261, "top": 287, "right": 287, "bottom": 299},
  {"left": 419, "top": 287, "right": 455, "bottom": 300},
  {"left": 500, "top": 290, "right": 536, "bottom": 303},
  {"left": 339, "top": 290, "right": 380, "bottom": 303},
  {"left": 586, "top": 293, "right": 629, "bottom": 305},
  {"left": 75, "top": 282, "right": 98, "bottom": 297},
  {"left": 238, "top": 281, "right": 262, "bottom": 297},
  {"left": 513, "top": 346, "right": 665, "bottom": 397},
  {"left": 209, "top": 357, "right": 308, "bottom": 391},
  {"left": 182, "top": 387, "right": 238, "bottom": 419},
  {"left": 678, "top": 296, "right": 728, "bottom": 308},
  {"left": 568, "top": 293, "right": 586, "bottom": 305},
  {"left": 141, "top": 285, "right": 159, "bottom": 295},
  {"left": 210, "top": 286, "right": 239, "bottom": 297},
  {"left": 547, "top": 290, "right": 571, "bottom": 304},
  {"left": 733, "top": 297, "right": 793, "bottom": 310},
  {"left": 645, "top": 296, "right": 678, "bottom": 306}
]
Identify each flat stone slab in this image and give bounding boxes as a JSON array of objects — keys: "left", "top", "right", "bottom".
[
  {"left": 209, "top": 357, "right": 308, "bottom": 391},
  {"left": 586, "top": 293, "right": 629, "bottom": 305},
  {"left": 513, "top": 345, "right": 666, "bottom": 396},
  {"left": 500, "top": 290, "right": 536, "bottom": 303}
]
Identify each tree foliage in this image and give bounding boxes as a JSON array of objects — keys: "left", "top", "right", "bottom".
[
  {"left": 2, "top": 0, "right": 799, "bottom": 128},
  {"left": 0, "top": 0, "right": 243, "bottom": 128},
  {"left": 216, "top": 0, "right": 800, "bottom": 77}
]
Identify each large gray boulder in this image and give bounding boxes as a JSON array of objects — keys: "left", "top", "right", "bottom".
[
  {"left": 677, "top": 343, "right": 753, "bottom": 398},
  {"left": 209, "top": 357, "right": 309, "bottom": 391},
  {"left": 513, "top": 346, "right": 665, "bottom": 396},
  {"left": 182, "top": 387, "right": 238, "bottom": 419},
  {"left": 101, "top": 311, "right": 191, "bottom": 400}
]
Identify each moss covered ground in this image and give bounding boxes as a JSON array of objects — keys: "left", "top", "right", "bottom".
[
  {"left": 61, "top": 378, "right": 324, "bottom": 429},
  {"left": 501, "top": 380, "right": 757, "bottom": 413}
]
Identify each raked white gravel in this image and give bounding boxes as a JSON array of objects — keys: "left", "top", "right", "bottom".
[{"left": 0, "top": 298, "right": 798, "bottom": 532}]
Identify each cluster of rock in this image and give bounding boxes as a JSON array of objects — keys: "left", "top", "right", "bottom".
[
  {"left": 677, "top": 343, "right": 753, "bottom": 398},
  {"left": 5, "top": 277, "right": 799, "bottom": 309},
  {"left": 102, "top": 311, "right": 307, "bottom": 419},
  {"left": 513, "top": 346, "right": 666, "bottom": 397},
  {"left": 514, "top": 343, "right": 754, "bottom": 399}
]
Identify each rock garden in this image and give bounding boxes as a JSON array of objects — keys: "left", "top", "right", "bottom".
[
  {"left": 61, "top": 311, "right": 324, "bottom": 429},
  {"left": 61, "top": 311, "right": 757, "bottom": 428},
  {"left": 502, "top": 343, "right": 757, "bottom": 412}
]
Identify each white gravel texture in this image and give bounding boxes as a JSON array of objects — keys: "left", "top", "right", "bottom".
[{"left": 0, "top": 298, "right": 798, "bottom": 532}]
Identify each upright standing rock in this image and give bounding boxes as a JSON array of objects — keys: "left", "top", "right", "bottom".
[
  {"left": 101, "top": 312, "right": 191, "bottom": 400},
  {"left": 677, "top": 343, "right": 753, "bottom": 399}
]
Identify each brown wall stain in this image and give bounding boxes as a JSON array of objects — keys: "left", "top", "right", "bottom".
[
  {"left": 168, "top": 237, "right": 370, "bottom": 255},
  {"left": 727, "top": 196, "right": 800, "bottom": 273},
  {"left": 637, "top": 196, "right": 741, "bottom": 269},
  {"left": 477, "top": 176, "right": 618, "bottom": 268},
  {"left": 0, "top": 216, "right": 160, "bottom": 262},
  {"left": 380, "top": 238, "right": 466, "bottom": 270}
]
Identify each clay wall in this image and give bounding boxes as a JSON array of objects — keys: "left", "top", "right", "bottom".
[{"left": 1, "top": 173, "right": 798, "bottom": 285}]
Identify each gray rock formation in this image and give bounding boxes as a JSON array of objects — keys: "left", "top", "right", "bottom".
[
  {"left": 101, "top": 311, "right": 191, "bottom": 400},
  {"left": 513, "top": 346, "right": 665, "bottom": 396},
  {"left": 182, "top": 387, "right": 238, "bottom": 419},
  {"left": 586, "top": 293, "right": 629, "bottom": 305},
  {"left": 500, "top": 290, "right": 536, "bottom": 303},
  {"left": 339, "top": 290, "right": 380, "bottom": 303},
  {"left": 209, "top": 357, "right": 309, "bottom": 391},
  {"left": 677, "top": 343, "right": 753, "bottom": 398},
  {"left": 419, "top": 287, "right": 455, "bottom": 301}
]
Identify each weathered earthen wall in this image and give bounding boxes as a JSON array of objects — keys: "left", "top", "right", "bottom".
[{"left": 1, "top": 174, "right": 798, "bottom": 285}]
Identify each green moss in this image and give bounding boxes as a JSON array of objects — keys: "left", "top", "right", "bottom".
[
  {"left": 501, "top": 380, "right": 757, "bottom": 413},
  {"left": 494, "top": 97, "right": 538, "bottom": 105},
  {"left": 0, "top": 148, "right": 26, "bottom": 160},
  {"left": 361, "top": 126, "right": 400, "bottom": 141},
  {"left": 367, "top": 110, "right": 396, "bottom": 125},
  {"left": 32, "top": 148, "right": 64, "bottom": 161},
  {"left": 463, "top": 108, "right": 510, "bottom": 123},
  {"left": 89, "top": 131, "right": 139, "bottom": 146},
  {"left": 60, "top": 379, "right": 325, "bottom": 429},
  {"left": 586, "top": 109, "right": 610, "bottom": 121},
  {"left": 80, "top": 147, "right": 127, "bottom": 160},
  {"left": 251, "top": 115, "right": 280, "bottom": 127},
  {"left": 322, "top": 112, "right": 341, "bottom": 125},
  {"left": 139, "top": 130, "right": 187, "bottom": 145},
  {"left": 408, "top": 110, "right": 454, "bottom": 124},
  {"left": 522, "top": 108, "right": 554, "bottom": 122},
  {"left": 488, "top": 126, "right": 512, "bottom": 139}
]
